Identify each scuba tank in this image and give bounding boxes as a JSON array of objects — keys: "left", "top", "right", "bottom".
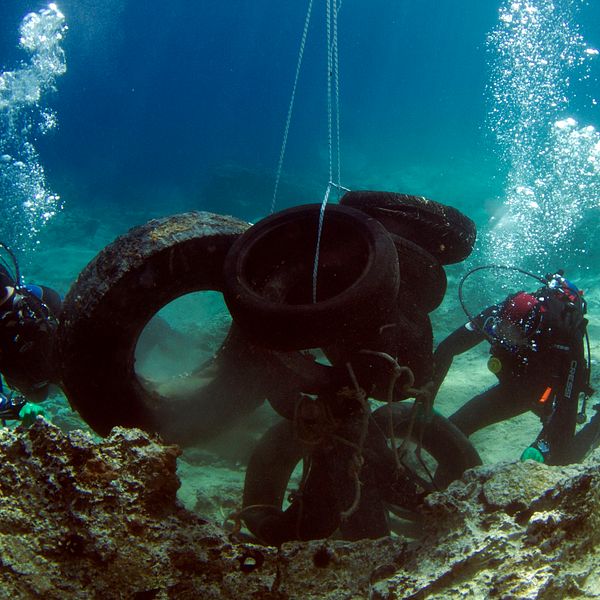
[
  {"left": 459, "top": 265, "right": 593, "bottom": 418},
  {"left": 0, "top": 243, "right": 60, "bottom": 392}
]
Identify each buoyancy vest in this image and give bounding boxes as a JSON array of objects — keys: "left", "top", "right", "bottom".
[{"left": 489, "top": 283, "right": 588, "bottom": 390}]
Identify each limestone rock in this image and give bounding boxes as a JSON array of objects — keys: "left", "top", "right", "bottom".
[
  {"left": 0, "top": 420, "right": 275, "bottom": 599},
  {"left": 371, "top": 451, "right": 600, "bottom": 599},
  {"left": 1, "top": 419, "right": 599, "bottom": 599}
]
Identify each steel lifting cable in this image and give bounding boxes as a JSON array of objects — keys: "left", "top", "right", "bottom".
[
  {"left": 267, "top": 0, "right": 346, "bottom": 301},
  {"left": 312, "top": 0, "right": 346, "bottom": 302},
  {"left": 270, "top": 0, "right": 315, "bottom": 215},
  {"left": 333, "top": 0, "right": 342, "bottom": 189},
  {"left": 326, "top": 0, "right": 333, "bottom": 186}
]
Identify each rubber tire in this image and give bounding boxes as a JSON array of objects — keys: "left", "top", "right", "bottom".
[
  {"left": 372, "top": 402, "right": 482, "bottom": 487},
  {"left": 323, "top": 302, "right": 434, "bottom": 400},
  {"left": 242, "top": 404, "right": 481, "bottom": 544},
  {"left": 341, "top": 190, "right": 477, "bottom": 265},
  {"left": 242, "top": 419, "right": 306, "bottom": 544},
  {"left": 263, "top": 351, "right": 345, "bottom": 420},
  {"left": 57, "top": 211, "right": 275, "bottom": 443},
  {"left": 391, "top": 234, "right": 447, "bottom": 313},
  {"left": 222, "top": 204, "right": 400, "bottom": 351}
]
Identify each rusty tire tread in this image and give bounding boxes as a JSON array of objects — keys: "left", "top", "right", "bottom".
[
  {"left": 341, "top": 190, "right": 476, "bottom": 265},
  {"left": 57, "top": 211, "right": 254, "bottom": 441},
  {"left": 223, "top": 203, "right": 400, "bottom": 351}
]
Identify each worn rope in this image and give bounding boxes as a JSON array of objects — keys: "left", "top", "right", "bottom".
[
  {"left": 359, "top": 350, "right": 413, "bottom": 472},
  {"left": 339, "top": 363, "right": 370, "bottom": 521},
  {"left": 357, "top": 349, "right": 435, "bottom": 484}
]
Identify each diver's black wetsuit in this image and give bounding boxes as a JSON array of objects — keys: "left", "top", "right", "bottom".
[
  {"left": 433, "top": 292, "right": 597, "bottom": 465},
  {"left": 0, "top": 264, "right": 62, "bottom": 401}
]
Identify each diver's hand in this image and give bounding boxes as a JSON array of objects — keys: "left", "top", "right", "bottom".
[
  {"left": 18, "top": 402, "right": 47, "bottom": 427},
  {"left": 520, "top": 446, "right": 545, "bottom": 463}
]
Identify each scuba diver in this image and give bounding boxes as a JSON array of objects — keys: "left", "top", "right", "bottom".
[
  {"left": 0, "top": 243, "right": 62, "bottom": 423},
  {"left": 432, "top": 269, "right": 598, "bottom": 465}
]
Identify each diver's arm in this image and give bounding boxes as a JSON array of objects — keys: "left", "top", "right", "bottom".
[
  {"left": 432, "top": 325, "right": 484, "bottom": 389},
  {"left": 431, "top": 309, "right": 491, "bottom": 398}
]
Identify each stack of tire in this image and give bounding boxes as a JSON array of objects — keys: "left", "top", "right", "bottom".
[
  {"left": 57, "top": 192, "right": 476, "bottom": 444},
  {"left": 336, "top": 190, "right": 477, "bottom": 399},
  {"left": 56, "top": 191, "right": 480, "bottom": 545},
  {"left": 220, "top": 191, "right": 479, "bottom": 545},
  {"left": 222, "top": 191, "right": 477, "bottom": 403},
  {"left": 56, "top": 210, "right": 342, "bottom": 445}
]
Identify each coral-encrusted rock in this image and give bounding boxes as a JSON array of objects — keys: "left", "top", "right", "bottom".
[
  {"left": 0, "top": 420, "right": 276, "bottom": 598},
  {"left": 1, "top": 420, "right": 599, "bottom": 599},
  {"left": 0, "top": 420, "right": 397, "bottom": 599},
  {"left": 371, "top": 451, "right": 600, "bottom": 599}
]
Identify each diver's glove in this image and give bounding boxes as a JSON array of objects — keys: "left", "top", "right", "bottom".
[
  {"left": 18, "top": 402, "right": 47, "bottom": 427},
  {"left": 520, "top": 446, "right": 545, "bottom": 463}
]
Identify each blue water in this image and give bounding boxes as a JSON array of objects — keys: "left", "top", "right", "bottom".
[
  {"left": 1, "top": 1, "right": 599, "bottom": 558},
  {"left": 1, "top": 0, "right": 599, "bottom": 286}
]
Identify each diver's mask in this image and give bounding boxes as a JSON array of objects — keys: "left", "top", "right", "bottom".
[{"left": 484, "top": 292, "right": 541, "bottom": 352}]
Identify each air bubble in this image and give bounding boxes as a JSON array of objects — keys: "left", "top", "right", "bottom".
[{"left": 0, "top": 3, "right": 67, "bottom": 254}]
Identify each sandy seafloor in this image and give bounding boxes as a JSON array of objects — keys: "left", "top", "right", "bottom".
[{"left": 11, "top": 186, "right": 600, "bottom": 531}]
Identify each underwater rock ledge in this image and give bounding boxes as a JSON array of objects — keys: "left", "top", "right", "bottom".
[{"left": 0, "top": 420, "right": 598, "bottom": 599}]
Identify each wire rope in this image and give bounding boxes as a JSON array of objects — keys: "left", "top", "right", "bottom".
[
  {"left": 269, "top": 1, "right": 345, "bottom": 302},
  {"left": 270, "top": 0, "right": 314, "bottom": 215},
  {"left": 333, "top": 0, "right": 342, "bottom": 190},
  {"left": 312, "top": 0, "right": 344, "bottom": 302}
]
